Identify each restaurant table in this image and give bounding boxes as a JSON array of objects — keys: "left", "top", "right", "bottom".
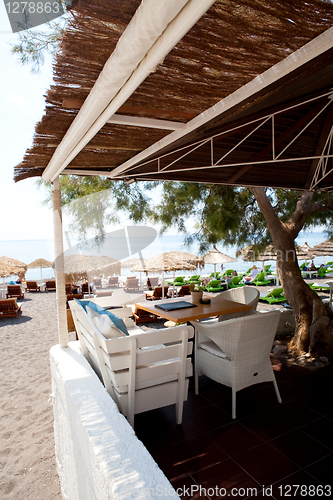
[{"left": 134, "top": 295, "right": 252, "bottom": 324}]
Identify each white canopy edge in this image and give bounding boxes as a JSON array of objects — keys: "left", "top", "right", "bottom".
[
  {"left": 107, "top": 114, "right": 185, "bottom": 130},
  {"left": 42, "top": 0, "right": 217, "bottom": 182},
  {"left": 111, "top": 26, "right": 333, "bottom": 179}
]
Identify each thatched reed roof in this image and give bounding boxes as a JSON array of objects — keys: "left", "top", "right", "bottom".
[{"left": 14, "top": 0, "right": 333, "bottom": 192}]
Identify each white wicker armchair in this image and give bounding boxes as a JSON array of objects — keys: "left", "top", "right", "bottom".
[
  {"left": 192, "top": 310, "right": 282, "bottom": 419},
  {"left": 216, "top": 287, "right": 260, "bottom": 321}
]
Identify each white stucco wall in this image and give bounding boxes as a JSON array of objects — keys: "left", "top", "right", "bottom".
[{"left": 50, "top": 341, "right": 179, "bottom": 500}]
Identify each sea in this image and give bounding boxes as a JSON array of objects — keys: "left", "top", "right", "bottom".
[{"left": 0, "top": 229, "right": 329, "bottom": 283}]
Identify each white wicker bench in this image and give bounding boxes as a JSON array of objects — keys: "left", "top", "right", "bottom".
[{"left": 69, "top": 300, "right": 194, "bottom": 427}]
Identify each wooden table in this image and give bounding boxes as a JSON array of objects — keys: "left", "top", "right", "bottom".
[{"left": 135, "top": 295, "right": 252, "bottom": 323}]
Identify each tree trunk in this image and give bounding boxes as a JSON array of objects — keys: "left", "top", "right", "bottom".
[{"left": 250, "top": 187, "right": 329, "bottom": 358}]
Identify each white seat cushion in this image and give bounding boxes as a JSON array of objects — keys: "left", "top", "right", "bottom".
[
  {"left": 199, "top": 341, "right": 229, "bottom": 359},
  {"left": 86, "top": 306, "right": 125, "bottom": 338}
]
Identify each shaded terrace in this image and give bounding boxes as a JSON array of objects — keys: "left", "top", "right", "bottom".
[
  {"left": 12, "top": 1, "right": 333, "bottom": 497},
  {"left": 136, "top": 358, "right": 333, "bottom": 498}
]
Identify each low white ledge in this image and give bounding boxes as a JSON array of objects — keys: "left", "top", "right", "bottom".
[{"left": 50, "top": 341, "right": 179, "bottom": 500}]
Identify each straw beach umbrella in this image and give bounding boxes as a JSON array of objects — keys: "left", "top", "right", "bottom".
[
  {"left": 0, "top": 257, "right": 27, "bottom": 298},
  {"left": 311, "top": 240, "right": 333, "bottom": 262},
  {"left": 295, "top": 243, "right": 314, "bottom": 263},
  {"left": 131, "top": 251, "right": 204, "bottom": 297},
  {"left": 203, "top": 245, "right": 237, "bottom": 278},
  {"left": 27, "top": 258, "right": 53, "bottom": 280},
  {"left": 58, "top": 255, "right": 121, "bottom": 283},
  {"left": 121, "top": 258, "right": 141, "bottom": 269},
  {"left": 237, "top": 244, "right": 277, "bottom": 267}
]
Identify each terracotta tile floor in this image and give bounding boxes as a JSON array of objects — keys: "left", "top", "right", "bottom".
[{"left": 135, "top": 355, "right": 333, "bottom": 499}]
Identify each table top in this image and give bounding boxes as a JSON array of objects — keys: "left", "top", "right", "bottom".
[{"left": 135, "top": 296, "right": 252, "bottom": 323}]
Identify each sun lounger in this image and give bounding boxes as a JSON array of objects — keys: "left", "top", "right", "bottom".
[
  {"left": 133, "top": 305, "right": 158, "bottom": 325},
  {"left": 6, "top": 285, "right": 24, "bottom": 299},
  {"left": 177, "top": 285, "right": 191, "bottom": 296},
  {"left": 144, "top": 286, "right": 169, "bottom": 300},
  {"left": 309, "top": 282, "right": 331, "bottom": 293},
  {"left": 188, "top": 275, "right": 201, "bottom": 284},
  {"left": 259, "top": 287, "right": 287, "bottom": 304},
  {"left": 66, "top": 293, "right": 83, "bottom": 308},
  {"left": 123, "top": 278, "right": 140, "bottom": 291},
  {"left": 165, "top": 276, "right": 187, "bottom": 286},
  {"left": 251, "top": 272, "right": 272, "bottom": 286},
  {"left": 93, "top": 278, "right": 102, "bottom": 288},
  {"left": 26, "top": 281, "right": 41, "bottom": 292},
  {"left": 227, "top": 276, "right": 245, "bottom": 288},
  {"left": 45, "top": 280, "right": 56, "bottom": 292},
  {"left": 108, "top": 276, "right": 120, "bottom": 287},
  {"left": 205, "top": 279, "right": 227, "bottom": 292},
  {"left": 0, "top": 298, "right": 21, "bottom": 318},
  {"left": 81, "top": 282, "right": 93, "bottom": 294},
  {"left": 147, "top": 277, "right": 159, "bottom": 289}
]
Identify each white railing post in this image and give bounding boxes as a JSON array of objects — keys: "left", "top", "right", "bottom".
[{"left": 52, "top": 177, "right": 68, "bottom": 348}]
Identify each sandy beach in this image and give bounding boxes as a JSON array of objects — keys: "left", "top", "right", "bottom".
[
  {"left": 0, "top": 292, "right": 71, "bottom": 499},
  {"left": 0, "top": 280, "right": 330, "bottom": 499},
  {"left": 0, "top": 287, "right": 148, "bottom": 499}
]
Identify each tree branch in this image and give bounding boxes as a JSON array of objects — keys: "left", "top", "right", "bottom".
[
  {"left": 250, "top": 186, "right": 285, "bottom": 239},
  {"left": 285, "top": 190, "right": 314, "bottom": 238}
]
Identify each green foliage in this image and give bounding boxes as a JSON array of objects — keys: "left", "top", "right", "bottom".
[
  {"left": 37, "top": 176, "right": 333, "bottom": 251},
  {"left": 10, "top": 18, "right": 66, "bottom": 73},
  {"left": 36, "top": 176, "right": 154, "bottom": 245}
]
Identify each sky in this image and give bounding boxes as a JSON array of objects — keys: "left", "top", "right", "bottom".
[{"left": 0, "top": 3, "right": 55, "bottom": 241}]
